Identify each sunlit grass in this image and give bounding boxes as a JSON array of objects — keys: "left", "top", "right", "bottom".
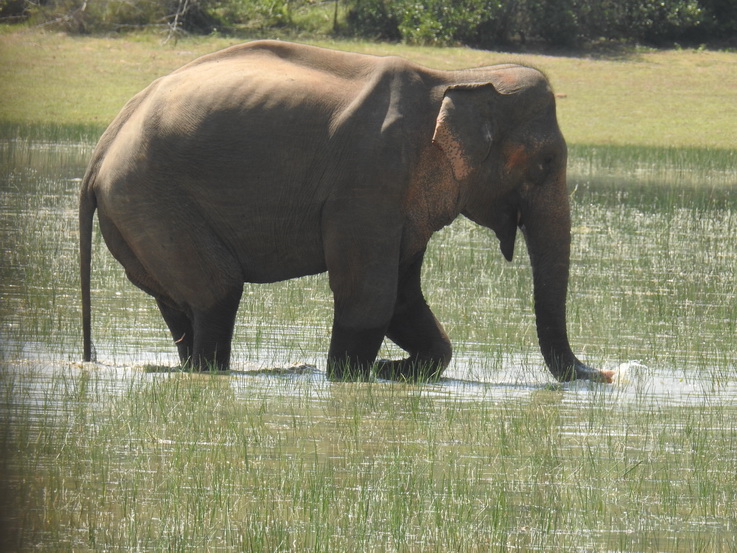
[
  {"left": 1, "top": 31, "right": 737, "bottom": 149},
  {"left": 2, "top": 118, "right": 737, "bottom": 550},
  {"left": 2, "top": 364, "right": 736, "bottom": 552}
]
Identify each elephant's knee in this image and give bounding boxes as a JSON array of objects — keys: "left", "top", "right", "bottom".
[
  {"left": 433, "top": 342, "right": 453, "bottom": 370},
  {"left": 428, "top": 337, "right": 452, "bottom": 369}
]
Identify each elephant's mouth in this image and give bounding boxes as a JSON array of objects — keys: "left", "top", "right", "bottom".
[{"left": 497, "top": 208, "right": 522, "bottom": 262}]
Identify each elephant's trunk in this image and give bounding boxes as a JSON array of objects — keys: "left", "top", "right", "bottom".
[{"left": 521, "top": 184, "right": 610, "bottom": 382}]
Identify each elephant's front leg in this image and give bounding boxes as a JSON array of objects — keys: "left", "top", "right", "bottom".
[
  {"left": 156, "top": 298, "right": 194, "bottom": 366},
  {"left": 325, "top": 267, "right": 398, "bottom": 381},
  {"left": 377, "top": 251, "right": 452, "bottom": 381},
  {"left": 377, "top": 301, "right": 451, "bottom": 381},
  {"left": 327, "top": 322, "right": 387, "bottom": 380}
]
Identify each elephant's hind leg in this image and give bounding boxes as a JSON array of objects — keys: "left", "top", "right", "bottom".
[
  {"left": 190, "top": 286, "right": 243, "bottom": 371},
  {"left": 156, "top": 299, "right": 194, "bottom": 367}
]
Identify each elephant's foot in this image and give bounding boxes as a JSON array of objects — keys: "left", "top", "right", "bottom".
[
  {"left": 179, "top": 355, "right": 230, "bottom": 372},
  {"left": 326, "top": 359, "right": 372, "bottom": 382},
  {"left": 546, "top": 353, "right": 615, "bottom": 384},
  {"left": 326, "top": 324, "right": 387, "bottom": 382},
  {"left": 374, "top": 358, "right": 445, "bottom": 382}
]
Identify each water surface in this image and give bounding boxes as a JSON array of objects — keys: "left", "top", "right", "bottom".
[{"left": 1, "top": 139, "right": 736, "bottom": 402}]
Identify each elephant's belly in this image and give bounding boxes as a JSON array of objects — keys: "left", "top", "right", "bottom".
[
  {"left": 241, "top": 258, "right": 328, "bottom": 284},
  {"left": 235, "top": 239, "right": 327, "bottom": 284}
]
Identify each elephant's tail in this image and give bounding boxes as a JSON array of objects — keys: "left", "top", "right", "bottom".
[
  {"left": 77, "top": 87, "right": 152, "bottom": 362},
  {"left": 79, "top": 168, "right": 97, "bottom": 362}
]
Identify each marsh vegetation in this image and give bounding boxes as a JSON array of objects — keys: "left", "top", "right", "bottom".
[
  {"left": 1, "top": 130, "right": 736, "bottom": 551},
  {"left": 2, "top": 31, "right": 737, "bottom": 552}
]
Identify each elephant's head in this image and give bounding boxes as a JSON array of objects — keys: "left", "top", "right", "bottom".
[{"left": 432, "top": 66, "right": 612, "bottom": 382}]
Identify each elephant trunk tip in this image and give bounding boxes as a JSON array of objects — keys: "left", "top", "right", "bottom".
[
  {"left": 547, "top": 351, "right": 615, "bottom": 384},
  {"left": 583, "top": 367, "right": 615, "bottom": 384},
  {"left": 599, "top": 369, "right": 616, "bottom": 383},
  {"left": 569, "top": 362, "right": 615, "bottom": 384}
]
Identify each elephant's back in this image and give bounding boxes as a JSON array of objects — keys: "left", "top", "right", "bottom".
[
  {"left": 91, "top": 54, "right": 337, "bottom": 288},
  {"left": 172, "top": 40, "right": 381, "bottom": 82}
]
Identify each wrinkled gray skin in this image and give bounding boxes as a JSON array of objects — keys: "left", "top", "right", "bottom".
[{"left": 80, "top": 40, "right": 613, "bottom": 383}]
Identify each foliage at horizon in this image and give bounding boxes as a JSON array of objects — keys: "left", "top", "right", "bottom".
[{"left": 2, "top": 0, "right": 736, "bottom": 48}]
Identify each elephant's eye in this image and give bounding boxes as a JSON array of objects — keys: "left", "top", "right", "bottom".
[
  {"left": 532, "top": 155, "right": 555, "bottom": 184},
  {"left": 540, "top": 155, "right": 555, "bottom": 171}
]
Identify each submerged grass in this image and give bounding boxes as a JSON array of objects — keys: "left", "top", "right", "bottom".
[{"left": 2, "top": 364, "right": 736, "bottom": 552}]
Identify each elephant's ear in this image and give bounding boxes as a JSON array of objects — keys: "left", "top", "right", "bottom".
[{"left": 432, "top": 83, "right": 498, "bottom": 181}]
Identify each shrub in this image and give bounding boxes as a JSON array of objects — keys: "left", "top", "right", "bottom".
[
  {"left": 347, "top": 0, "right": 727, "bottom": 47},
  {"left": 0, "top": 0, "right": 28, "bottom": 20},
  {"left": 345, "top": 0, "right": 401, "bottom": 40},
  {"left": 9, "top": 0, "right": 736, "bottom": 47},
  {"left": 23, "top": 0, "right": 220, "bottom": 34}
]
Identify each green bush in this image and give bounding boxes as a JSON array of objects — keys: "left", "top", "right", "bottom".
[
  {"left": 701, "top": 0, "right": 737, "bottom": 39},
  {"left": 345, "top": 0, "right": 401, "bottom": 40},
  {"left": 396, "top": 1, "right": 461, "bottom": 44},
  {"left": 8, "top": 0, "right": 737, "bottom": 47},
  {"left": 527, "top": 0, "right": 581, "bottom": 47},
  {"left": 347, "top": 0, "right": 731, "bottom": 47},
  {"left": 22, "top": 0, "right": 220, "bottom": 33},
  {"left": 0, "top": 0, "right": 27, "bottom": 20},
  {"left": 216, "top": 0, "right": 295, "bottom": 30}
]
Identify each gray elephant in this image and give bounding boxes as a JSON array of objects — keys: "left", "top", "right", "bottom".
[{"left": 79, "top": 40, "right": 613, "bottom": 383}]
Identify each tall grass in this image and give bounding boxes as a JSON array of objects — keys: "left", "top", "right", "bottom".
[
  {"left": 2, "top": 126, "right": 737, "bottom": 551},
  {"left": 569, "top": 144, "right": 737, "bottom": 186},
  {"left": 0, "top": 122, "right": 104, "bottom": 144},
  {"left": 2, "top": 363, "right": 736, "bottom": 552}
]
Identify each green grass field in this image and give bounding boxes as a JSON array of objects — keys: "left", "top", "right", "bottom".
[{"left": 2, "top": 30, "right": 737, "bottom": 149}]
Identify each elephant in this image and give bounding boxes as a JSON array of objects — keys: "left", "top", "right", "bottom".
[{"left": 79, "top": 40, "right": 614, "bottom": 383}]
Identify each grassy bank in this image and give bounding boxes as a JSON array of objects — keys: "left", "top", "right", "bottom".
[{"left": 2, "top": 30, "right": 737, "bottom": 150}]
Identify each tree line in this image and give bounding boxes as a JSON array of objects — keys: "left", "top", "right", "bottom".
[
  {"left": 349, "top": 0, "right": 736, "bottom": 47},
  {"left": 2, "top": 0, "right": 735, "bottom": 48}
]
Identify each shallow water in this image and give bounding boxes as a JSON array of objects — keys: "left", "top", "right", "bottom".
[{"left": 1, "top": 138, "right": 736, "bottom": 405}]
